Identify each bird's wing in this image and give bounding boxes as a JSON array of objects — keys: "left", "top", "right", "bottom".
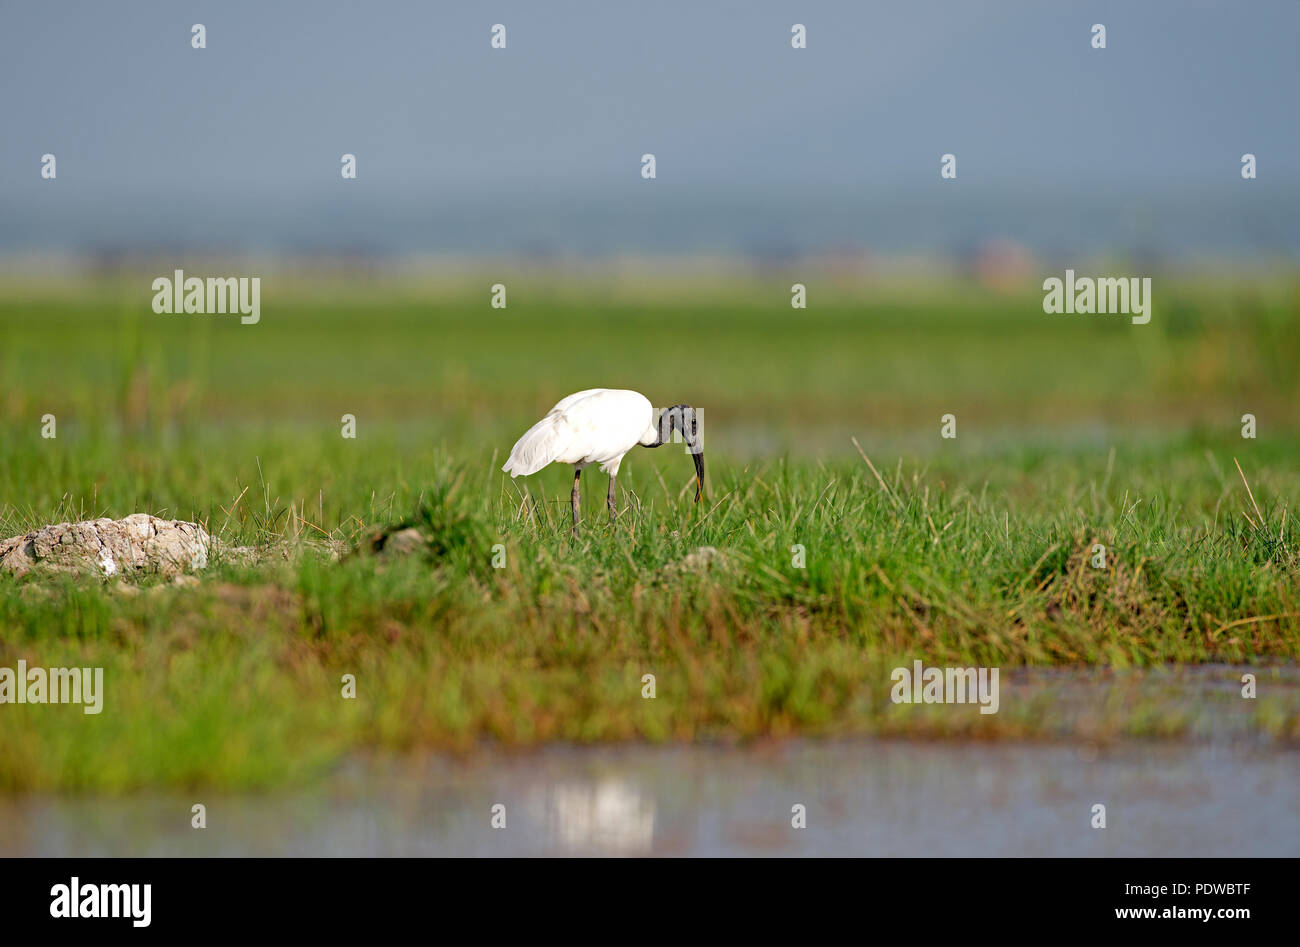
[
  {"left": 556, "top": 390, "right": 654, "bottom": 464},
  {"left": 548, "top": 388, "right": 610, "bottom": 413},
  {"left": 502, "top": 390, "right": 607, "bottom": 476},
  {"left": 502, "top": 412, "right": 575, "bottom": 476},
  {"left": 501, "top": 389, "right": 652, "bottom": 477}
]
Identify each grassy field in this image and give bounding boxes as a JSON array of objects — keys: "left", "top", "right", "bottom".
[{"left": 1, "top": 268, "right": 1298, "bottom": 791}]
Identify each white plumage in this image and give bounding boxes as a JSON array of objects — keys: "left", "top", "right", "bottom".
[
  {"left": 502, "top": 388, "right": 657, "bottom": 478},
  {"left": 502, "top": 388, "right": 704, "bottom": 531}
]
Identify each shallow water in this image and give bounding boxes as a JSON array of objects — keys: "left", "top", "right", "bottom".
[
  {"left": 2, "top": 737, "right": 1296, "bottom": 857},
  {"left": 3, "top": 664, "right": 1296, "bottom": 857}
]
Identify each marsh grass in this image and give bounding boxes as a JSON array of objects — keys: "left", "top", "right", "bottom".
[
  {"left": 0, "top": 278, "right": 1297, "bottom": 789},
  {"left": 1, "top": 435, "right": 1296, "bottom": 791}
]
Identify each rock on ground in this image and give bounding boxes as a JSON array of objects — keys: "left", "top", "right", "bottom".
[
  {"left": 664, "top": 546, "right": 729, "bottom": 575},
  {"left": 0, "top": 514, "right": 212, "bottom": 579},
  {"left": 371, "top": 527, "right": 426, "bottom": 557}
]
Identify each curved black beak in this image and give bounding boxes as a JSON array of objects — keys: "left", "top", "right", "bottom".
[{"left": 692, "top": 450, "right": 705, "bottom": 503}]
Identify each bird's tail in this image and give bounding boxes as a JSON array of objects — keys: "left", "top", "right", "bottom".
[{"left": 501, "top": 415, "right": 568, "bottom": 477}]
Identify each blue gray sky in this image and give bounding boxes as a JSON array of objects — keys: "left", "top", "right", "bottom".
[{"left": 3, "top": 0, "right": 1298, "bottom": 258}]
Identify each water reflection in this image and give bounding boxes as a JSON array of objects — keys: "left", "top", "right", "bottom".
[
  {"left": 2, "top": 659, "right": 1297, "bottom": 857},
  {"left": 2, "top": 739, "right": 1297, "bottom": 857},
  {"left": 533, "top": 780, "right": 656, "bottom": 855}
]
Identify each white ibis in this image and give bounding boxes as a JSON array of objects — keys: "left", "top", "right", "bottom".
[{"left": 502, "top": 388, "right": 704, "bottom": 530}]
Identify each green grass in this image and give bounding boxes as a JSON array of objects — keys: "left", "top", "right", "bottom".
[{"left": 0, "top": 271, "right": 1298, "bottom": 790}]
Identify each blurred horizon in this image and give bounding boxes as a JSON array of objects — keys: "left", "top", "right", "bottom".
[
  {"left": 3, "top": 0, "right": 1299, "bottom": 261},
  {"left": 4, "top": 0, "right": 1299, "bottom": 458}
]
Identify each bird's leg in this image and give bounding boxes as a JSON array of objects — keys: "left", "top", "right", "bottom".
[
  {"left": 570, "top": 467, "right": 582, "bottom": 535},
  {"left": 607, "top": 474, "right": 617, "bottom": 526}
]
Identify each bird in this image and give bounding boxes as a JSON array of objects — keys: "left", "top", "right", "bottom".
[{"left": 502, "top": 389, "right": 704, "bottom": 531}]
